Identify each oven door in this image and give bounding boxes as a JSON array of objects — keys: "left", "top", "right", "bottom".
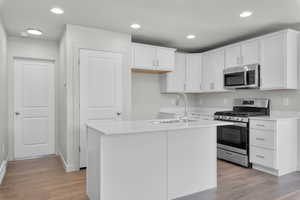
[
  {"left": 217, "top": 122, "right": 248, "bottom": 155},
  {"left": 224, "top": 71, "right": 246, "bottom": 89}
]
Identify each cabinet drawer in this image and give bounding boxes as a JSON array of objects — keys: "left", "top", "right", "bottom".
[
  {"left": 250, "top": 120, "right": 276, "bottom": 130},
  {"left": 250, "top": 146, "right": 276, "bottom": 169},
  {"left": 250, "top": 129, "right": 276, "bottom": 150}
]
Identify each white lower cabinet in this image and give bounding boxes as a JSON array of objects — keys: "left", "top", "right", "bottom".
[{"left": 250, "top": 118, "right": 298, "bottom": 176}]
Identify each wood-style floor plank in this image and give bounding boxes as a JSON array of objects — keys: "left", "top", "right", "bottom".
[
  {"left": 1, "top": 156, "right": 300, "bottom": 200},
  {"left": 0, "top": 155, "right": 88, "bottom": 200}
]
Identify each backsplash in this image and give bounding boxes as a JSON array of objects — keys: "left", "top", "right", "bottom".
[{"left": 196, "top": 89, "right": 300, "bottom": 111}]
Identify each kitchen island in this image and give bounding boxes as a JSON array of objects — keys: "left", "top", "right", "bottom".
[{"left": 86, "top": 119, "right": 232, "bottom": 200}]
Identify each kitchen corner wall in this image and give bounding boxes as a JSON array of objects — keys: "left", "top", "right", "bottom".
[
  {"left": 131, "top": 72, "right": 198, "bottom": 120},
  {"left": 0, "top": 17, "right": 8, "bottom": 171}
]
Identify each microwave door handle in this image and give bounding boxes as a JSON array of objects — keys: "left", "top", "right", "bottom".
[{"left": 244, "top": 71, "right": 247, "bottom": 86}]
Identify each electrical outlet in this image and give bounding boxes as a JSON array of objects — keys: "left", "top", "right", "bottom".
[
  {"left": 199, "top": 99, "right": 203, "bottom": 105},
  {"left": 1, "top": 144, "right": 4, "bottom": 155},
  {"left": 283, "top": 98, "right": 289, "bottom": 106},
  {"left": 223, "top": 98, "right": 228, "bottom": 105},
  {"left": 171, "top": 99, "right": 176, "bottom": 106}
]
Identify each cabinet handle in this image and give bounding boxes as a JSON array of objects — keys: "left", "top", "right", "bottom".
[
  {"left": 256, "top": 137, "right": 265, "bottom": 141},
  {"left": 256, "top": 155, "right": 265, "bottom": 159},
  {"left": 256, "top": 124, "right": 265, "bottom": 127}
]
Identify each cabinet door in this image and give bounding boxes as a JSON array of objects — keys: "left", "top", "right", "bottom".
[
  {"left": 260, "top": 33, "right": 285, "bottom": 89},
  {"left": 241, "top": 40, "right": 260, "bottom": 65},
  {"left": 164, "top": 53, "right": 185, "bottom": 92},
  {"left": 225, "top": 45, "right": 241, "bottom": 68},
  {"left": 132, "top": 43, "right": 156, "bottom": 70},
  {"left": 201, "top": 53, "right": 212, "bottom": 91},
  {"left": 185, "top": 54, "right": 202, "bottom": 92},
  {"left": 202, "top": 49, "right": 225, "bottom": 91},
  {"left": 156, "top": 47, "right": 175, "bottom": 71},
  {"left": 212, "top": 49, "right": 225, "bottom": 91}
]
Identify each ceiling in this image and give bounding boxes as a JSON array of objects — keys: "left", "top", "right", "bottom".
[{"left": 1, "top": 0, "right": 300, "bottom": 51}]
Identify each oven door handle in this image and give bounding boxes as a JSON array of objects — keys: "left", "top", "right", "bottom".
[{"left": 231, "top": 122, "right": 247, "bottom": 128}]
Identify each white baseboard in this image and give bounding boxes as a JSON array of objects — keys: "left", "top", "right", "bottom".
[
  {"left": 0, "top": 160, "right": 7, "bottom": 184},
  {"left": 58, "top": 152, "right": 76, "bottom": 172}
]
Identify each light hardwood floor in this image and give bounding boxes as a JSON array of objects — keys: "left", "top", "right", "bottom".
[
  {"left": 0, "top": 155, "right": 87, "bottom": 200},
  {"left": 1, "top": 156, "right": 300, "bottom": 200}
]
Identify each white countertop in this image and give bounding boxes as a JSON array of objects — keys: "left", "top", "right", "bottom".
[
  {"left": 250, "top": 114, "right": 300, "bottom": 121},
  {"left": 159, "top": 107, "right": 230, "bottom": 116},
  {"left": 86, "top": 119, "right": 233, "bottom": 135}
]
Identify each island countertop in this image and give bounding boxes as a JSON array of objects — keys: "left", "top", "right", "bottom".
[{"left": 86, "top": 119, "right": 233, "bottom": 135}]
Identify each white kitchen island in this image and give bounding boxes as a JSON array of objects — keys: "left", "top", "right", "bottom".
[{"left": 86, "top": 119, "right": 232, "bottom": 200}]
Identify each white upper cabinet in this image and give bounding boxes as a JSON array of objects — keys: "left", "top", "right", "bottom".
[
  {"left": 160, "top": 53, "right": 202, "bottom": 93},
  {"left": 260, "top": 30, "right": 298, "bottom": 90},
  {"left": 225, "top": 40, "right": 260, "bottom": 68},
  {"left": 160, "top": 29, "right": 298, "bottom": 93},
  {"left": 156, "top": 47, "right": 176, "bottom": 71},
  {"left": 225, "top": 45, "right": 241, "bottom": 68},
  {"left": 132, "top": 43, "right": 156, "bottom": 70},
  {"left": 160, "top": 53, "right": 186, "bottom": 93},
  {"left": 185, "top": 54, "right": 202, "bottom": 92},
  {"left": 132, "top": 43, "right": 176, "bottom": 72},
  {"left": 202, "top": 48, "right": 225, "bottom": 91},
  {"left": 241, "top": 40, "right": 260, "bottom": 65}
]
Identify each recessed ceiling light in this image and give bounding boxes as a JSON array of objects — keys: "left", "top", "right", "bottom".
[
  {"left": 130, "top": 24, "right": 141, "bottom": 29},
  {"left": 26, "top": 29, "right": 43, "bottom": 36},
  {"left": 20, "top": 32, "right": 28, "bottom": 37},
  {"left": 50, "top": 7, "right": 64, "bottom": 15},
  {"left": 186, "top": 34, "right": 196, "bottom": 39},
  {"left": 240, "top": 11, "right": 253, "bottom": 18}
]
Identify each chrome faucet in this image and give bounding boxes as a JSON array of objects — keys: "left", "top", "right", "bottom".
[{"left": 175, "top": 92, "right": 189, "bottom": 122}]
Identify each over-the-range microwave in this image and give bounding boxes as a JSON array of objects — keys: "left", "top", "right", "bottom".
[{"left": 223, "top": 64, "right": 260, "bottom": 89}]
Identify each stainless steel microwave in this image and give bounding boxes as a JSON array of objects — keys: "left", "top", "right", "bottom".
[{"left": 224, "top": 64, "right": 260, "bottom": 89}]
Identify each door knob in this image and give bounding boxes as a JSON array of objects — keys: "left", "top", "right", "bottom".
[
  {"left": 116, "top": 112, "right": 121, "bottom": 116},
  {"left": 15, "top": 112, "right": 20, "bottom": 116}
]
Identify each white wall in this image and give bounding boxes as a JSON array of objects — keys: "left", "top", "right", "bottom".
[
  {"left": 7, "top": 36, "right": 59, "bottom": 160},
  {"left": 61, "top": 24, "right": 132, "bottom": 170},
  {"left": 131, "top": 72, "right": 198, "bottom": 120},
  {"left": 57, "top": 32, "right": 68, "bottom": 163},
  {"left": 0, "top": 18, "right": 8, "bottom": 170}
]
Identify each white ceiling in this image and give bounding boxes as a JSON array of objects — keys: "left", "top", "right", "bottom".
[{"left": 1, "top": 0, "right": 300, "bottom": 51}]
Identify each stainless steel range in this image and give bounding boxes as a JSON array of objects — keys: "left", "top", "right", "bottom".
[{"left": 214, "top": 98, "right": 270, "bottom": 167}]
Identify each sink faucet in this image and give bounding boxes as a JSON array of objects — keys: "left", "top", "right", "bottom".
[{"left": 175, "top": 92, "right": 189, "bottom": 121}]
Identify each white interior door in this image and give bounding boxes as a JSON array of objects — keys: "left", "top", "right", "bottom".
[
  {"left": 80, "top": 49, "right": 123, "bottom": 168},
  {"left": 14, "top": 59, "right": 55, "bottom": 159}
]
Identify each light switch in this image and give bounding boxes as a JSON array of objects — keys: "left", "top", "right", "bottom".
[
  {"left": 283, "top": 97, "right": 289, "bottom": 106},
  {"left": 199, "top": 99, "right": 203, "bottom": 105}
]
